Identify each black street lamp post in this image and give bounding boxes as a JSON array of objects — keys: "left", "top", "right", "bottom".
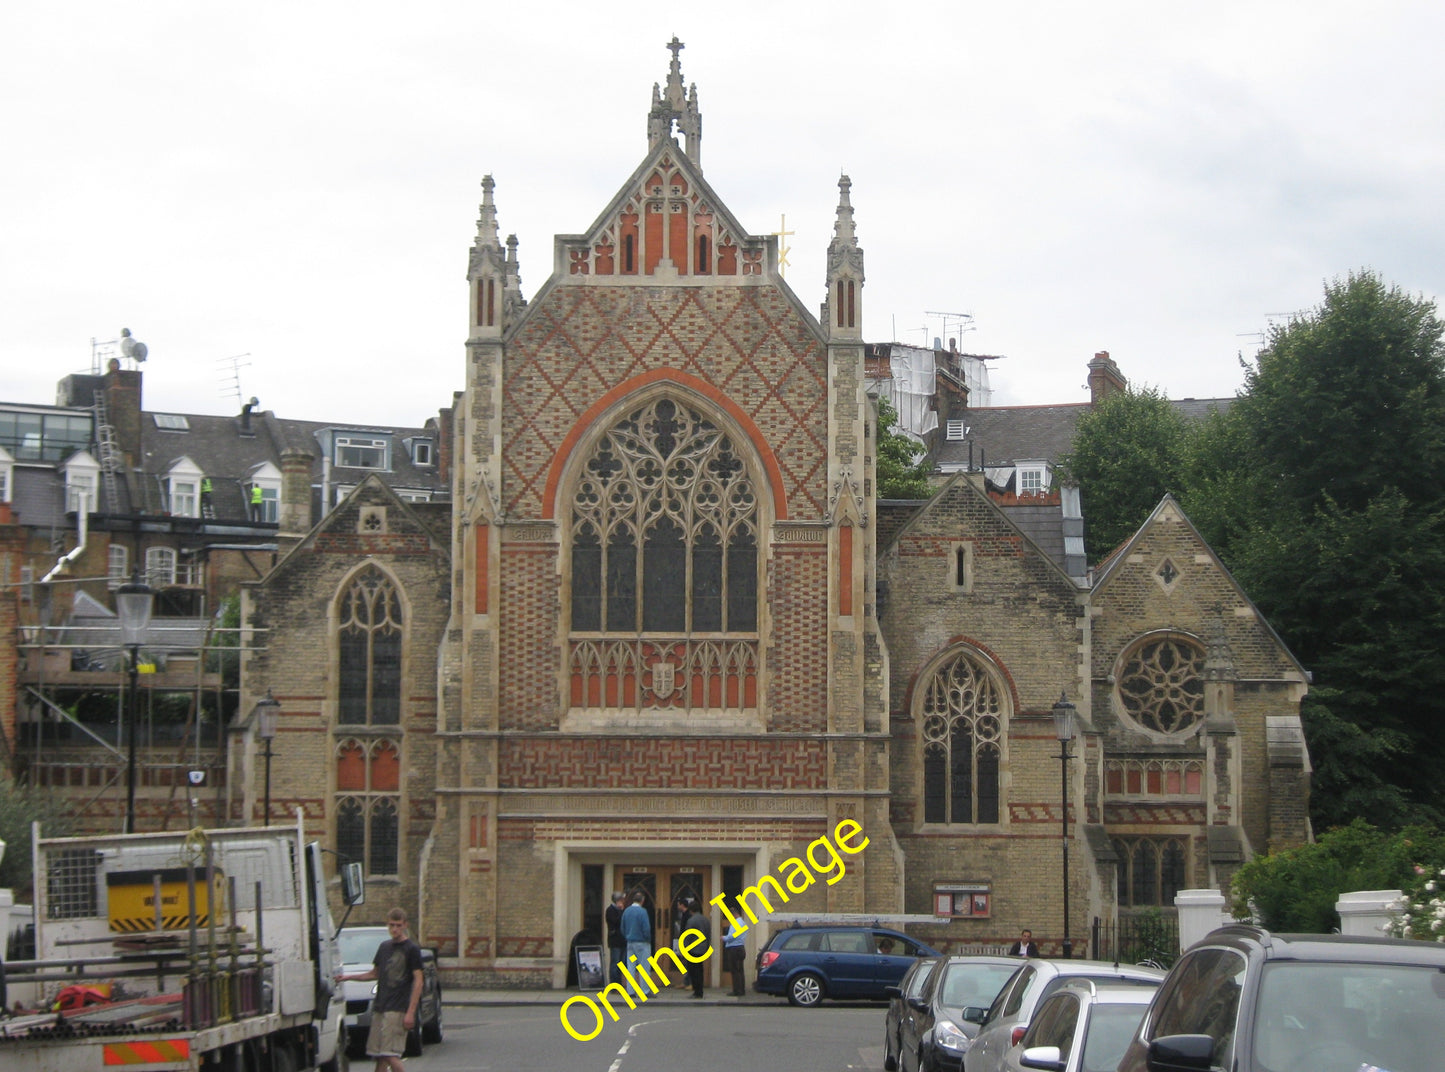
[
  {"left": 254, "top": 691, "right": 281, "bottom": 824},
  {"left": 116, "top": 574, "right": 155, "bottom": 835},
  {"left": 1052, "top": 691, "right": 1077, "bottom": 959}
]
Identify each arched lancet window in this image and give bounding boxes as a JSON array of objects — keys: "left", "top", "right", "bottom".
[
  {"left": 570, "top": 397, "right": 758, "bottom": 635},
  {"left": 1113, "top": 836, "right": 1188, "bottom": 906},
  {"left": 1117, "top": 633, "right": 1206, "bottom": 735},
  {"left": 335, "top": 738, "right": 400, "bottom": 877},
  {"left": 920, "top": 649, "right": 1004, "bottom": 824},
  {"left": 337, "top": 567, "right": 403, "bottom": 725}
]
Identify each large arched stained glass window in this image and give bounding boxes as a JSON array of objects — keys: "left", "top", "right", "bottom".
[
  {"left": 920, "top": 650, "right": 1004, "bottom": 824},
  {"left": 337, "top": 566, "right": 402, "bottom": 725},
  {"left": 570, "top": 397, "right": 758, "bottom": 635}
]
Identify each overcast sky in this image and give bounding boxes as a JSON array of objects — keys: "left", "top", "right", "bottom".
[{"left": 6, "top": 2, "right": 1443, "bottom": 426}]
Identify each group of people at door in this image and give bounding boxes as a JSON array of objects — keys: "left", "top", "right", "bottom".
[{"left": 605, "top": 890, "right": 748, "bottom": 998}]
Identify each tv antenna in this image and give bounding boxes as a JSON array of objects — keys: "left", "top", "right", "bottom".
[{"left": 217, "top": 353, "right": 253, "bottom": 411}]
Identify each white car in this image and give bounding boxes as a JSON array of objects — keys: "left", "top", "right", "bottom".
[
  {"left": 338, "top": 926, "right": 444, "bottom": 1058},
  {"left": 1003, "top": 979, "right": 1155, "bottom": 1072}
]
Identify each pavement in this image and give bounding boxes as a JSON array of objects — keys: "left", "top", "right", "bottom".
[{"left": 444, "top": 986, "right": 790, "bottom": 1008}]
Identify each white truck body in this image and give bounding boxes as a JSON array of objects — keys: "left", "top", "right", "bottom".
[{"left": 0, "top": 818, "right": 346, "bottom": 1072}]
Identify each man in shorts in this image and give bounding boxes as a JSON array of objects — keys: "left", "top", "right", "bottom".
[{"left": 337, "top": 907, "right": 424, "bottom": 1070}]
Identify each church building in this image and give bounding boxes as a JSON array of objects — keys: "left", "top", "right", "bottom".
[{"left": 240, "top": 41, "right": 1310, "bottom": 987}]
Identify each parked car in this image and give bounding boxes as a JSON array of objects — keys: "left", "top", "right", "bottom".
[
  {"left": 1004, "top": 979, "right": 1156, "bottom": 1072},
  {"left": 1117, "top": 924, "right": 1445, "bottom": 1072},
  {"left": 962, "top": 959, "right": 1165, "bottom": 1072},
  {"left": 885, "top": 956, "right": 940, "bottom": 1071},
  {"left": 754, "top": 925, "right": 941, "bottom": 1006},
  {"left": 338, "top": 925, "right": 444, "bottom": 1057},
  {"left": 901, "top": 955, "right": 1024, "bottom": 1072}
]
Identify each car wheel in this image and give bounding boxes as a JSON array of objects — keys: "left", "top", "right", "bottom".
[
  {"left": 422, "top": 997, "right": 443, "bottom": 1044},
  {"left": 787, "top": 972, "right": 824, "bottom": 1007}
]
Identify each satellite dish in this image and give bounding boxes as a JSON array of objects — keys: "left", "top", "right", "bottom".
[
  {"left": 132, "top": 342, "right": 148, "bottom": 362},
  {"left": 120, "top": 334, "right": 135, "bottom": 357}
]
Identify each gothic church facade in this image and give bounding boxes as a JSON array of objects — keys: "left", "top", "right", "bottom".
[{"left": 243, "top": 43, "right": 1309, "bottom": 986}]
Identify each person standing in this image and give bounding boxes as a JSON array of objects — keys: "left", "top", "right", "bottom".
[
  {"left": 1007, "top": 928, "right": 1039, "bottom": 957},
  {"left": 683, "top": 898, "right": 711, "bottom": 998},
  {"left": 605, "top": 891, "right": 626, "bottom": 985},
  {"left": 336, "top": 907, "right": 424, "bottom": 1072},
  {"left": 722, "top": 913, "right": 747, "bottom": 996},
  {"left": 249, "top": 483, "right": 264, "bottom": 521},
  {"left": 620, "top": 891, "right": 652, "bottom": 999}
]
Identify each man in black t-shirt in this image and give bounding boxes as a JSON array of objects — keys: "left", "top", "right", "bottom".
[
  {"left": 337, "top": 907, "right": 424, "bottom": 1072},
  {"left": 605, "top": 892, "right": 626, "bottom": 984}
]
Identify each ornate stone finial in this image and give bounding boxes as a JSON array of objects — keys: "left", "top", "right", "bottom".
[
  {"left": 475, "top": 174, "right": 500, "bottom": 248},
  {"left": 826, "top": 173, "right": 865, "bottom": 285},
  {"left": 502, "top": 234, "right": 526, "bottom": 321},
  {"left": 647, "top": 37, "right": 703, "bottom": 164}
]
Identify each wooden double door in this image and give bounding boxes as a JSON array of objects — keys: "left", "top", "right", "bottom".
[{"left": 618, "top": 865, "right": 711, "bottom": 986}]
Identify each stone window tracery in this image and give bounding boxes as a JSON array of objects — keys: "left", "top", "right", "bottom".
[
  {"left": 336, "top": 738, "right": 400, "bottom": 877},
  {"left": 570, "top": 397, "right": 758, "bottom": 635},
  {"left": 1116, "top": 634, "right": 1206, "bottom": 735},
  {"left": 1113, "top": 836, "right": 1188, "bottom": 907},
  {"left": 920, "top": 649, "right": 1004, "bottom": 824},
  {"left": 337, "top": 567, "right": 402, "bottom": 725}
]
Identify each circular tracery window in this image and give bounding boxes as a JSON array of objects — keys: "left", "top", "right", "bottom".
[{"left": 1117, "top": 635, "right": 1205, "bottom": 734}]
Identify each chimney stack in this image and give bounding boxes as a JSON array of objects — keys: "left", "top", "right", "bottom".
[
  {"left": 1087, "top": 351, "right": 1127, "bottom": 403},
  {"left": 278, "top": 448, "right": 314, "bottom": 536}
]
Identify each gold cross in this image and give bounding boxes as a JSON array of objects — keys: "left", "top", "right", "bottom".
[{"left": 773, "top": 214, "right": 794, "bottom": 277}]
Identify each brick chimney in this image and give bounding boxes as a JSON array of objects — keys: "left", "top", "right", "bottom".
[
  {"left": 1087, "top": 351, "right": 1127, "bottom": 403},
  {"left": 102, "top": 358, "right": 144, "bottom": 467},
  {"left": 278, "top": 448, "right": 315, "bottom": 536}
]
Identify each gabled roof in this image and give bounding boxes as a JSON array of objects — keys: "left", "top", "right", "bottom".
[{"left": 1092, "top": 493, "right": 1307, "bottom": 678}]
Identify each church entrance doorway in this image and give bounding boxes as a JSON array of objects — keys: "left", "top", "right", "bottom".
[{"left": 615, "top": 864, "right": 710, "bottom": 986}]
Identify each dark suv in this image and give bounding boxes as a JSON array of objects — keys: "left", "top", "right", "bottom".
[
  {"left": 1117, "top": 924, "right": 1445, "bottom": 1072},
  {"left": 755, "top": 925, "right": 940, "bottom": 1006}
]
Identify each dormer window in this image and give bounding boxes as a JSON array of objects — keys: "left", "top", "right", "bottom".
[
  {"left": 63, "top": 452, "right": 101, "bottom": 513},
  {"left": 164, "top": 457, "right": 205, "bottom": 519},
  {"left": 408, "top": 439, "right": 434, "bottom": 467},
  {"left": 335, "top": 435, "right": 388, "bottom": 470},
  {"left": 1016, "top": 462, "right": 1049, "bottom": 494},
  {"left": 247, "top": 462, "right": 282, "bottom": 524}
]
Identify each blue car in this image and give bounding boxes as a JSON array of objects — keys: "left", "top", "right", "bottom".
[{"left": 755, "top": 925, "right": 941, "bottom": 1007}]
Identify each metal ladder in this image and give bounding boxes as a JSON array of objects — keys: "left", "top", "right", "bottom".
[{"left": 92, "top": 389, "right": 122, "bottom": 512}]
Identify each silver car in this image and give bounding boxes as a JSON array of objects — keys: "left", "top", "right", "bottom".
[
  {"left": 962, "top": 959, "right": 1164, "bottom": 1072},
  {"left": 338, "top": 925, "right": 444, "bottom": 1058},
  {"left": 1003, "top": 979, "right": 1156, "bottom": 1072}
]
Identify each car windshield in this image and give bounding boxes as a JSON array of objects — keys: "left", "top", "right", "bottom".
[
  {"left": 1252, "top": 960, "right": 1445, "bottom": 1072},
  {"left": 939, "top": 963, "right": 1021, "bottom": 1011},
  {"left": 1079, "top": 1003, "right": 1149, "bottom": 1072},
  {"left": 338, "top": 928, "right": 389, "bottom": 964}
]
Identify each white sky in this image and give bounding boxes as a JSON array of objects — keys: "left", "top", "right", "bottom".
[{"left": 6, "top": 2, "right": 1444, "bottom": 426}]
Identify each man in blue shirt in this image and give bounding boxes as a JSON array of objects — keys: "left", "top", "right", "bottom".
[{"left": 620, "top": 891, "right": 652, "bottom": 998}]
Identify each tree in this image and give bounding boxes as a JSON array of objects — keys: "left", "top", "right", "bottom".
[
  {"left": 1218, "top": 274, "right": 1445, "bottom": 826},
  {"left": 1057, "top": 385, "right": 1193, "bottom": 557},
  {"left": 1230, "top": 819, "right": 1445, "bottom": 932},
  {"left": 0, "top": 772, "right": 73, "bottom": 893},
  {"left": 874, "top": 395, "right": 933, "bottom": 499},
  {"left": 1233, "top": 272, "right": 1445, "bottom": 517}
]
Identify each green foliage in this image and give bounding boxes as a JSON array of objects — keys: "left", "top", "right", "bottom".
[
  {"left": 1121, "top": 907, "right": 1179, "bottom": 969},
  {"left": 1057, "top": 385, "right": 1193, "bottom": 556},
  {"left": 1230, "top": 819, "right": 1445, "bottom": 932},
  {"left": 0, "top": 773, "right": 74, "bottom": 892},
  {"left": 874, "top": 395, "right": 933, "bottom": 499},
  {"left": 1386, "top": 862, "right": 1445, "bottom": 942}
]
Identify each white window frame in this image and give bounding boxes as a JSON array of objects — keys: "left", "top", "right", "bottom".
[
  {"left": 1016, "top": 461, "right": 1050, "bottom": 494},
  {"left": 335, "top": 436, "right": 388, "bottom": 470},
  {"left": 248, "top": 462, "right": 282, "bottom": 523},
  {"left": 108, "top": 545, "right": 129, "bottom": 589},
  {"left": 63, "top": 452, "right": 100, "bottom": 514},
  {"left": 409, "top": 439, "right": 434, "bottom": 466},
  {"left": 0, "top": 445, "right": 13, "bottom": 503},
  {"left": 145, "top": 546, "right": 177, "bottom": 587}
]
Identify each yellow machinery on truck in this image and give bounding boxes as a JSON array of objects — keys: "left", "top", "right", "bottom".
[{"left": 0, "top": 816, "right": 361, "bottom": 1072}]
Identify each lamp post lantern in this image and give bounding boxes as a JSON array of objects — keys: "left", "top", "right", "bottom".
[
  {"left": 1052, "top": 691, "right": 1077, "bottom": 959},
  {"left": 116, "top": 574, "right": 155, "bottom": 835},
  {"left": 254, "top": 691, "right": 281, "bottom": 824}
]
